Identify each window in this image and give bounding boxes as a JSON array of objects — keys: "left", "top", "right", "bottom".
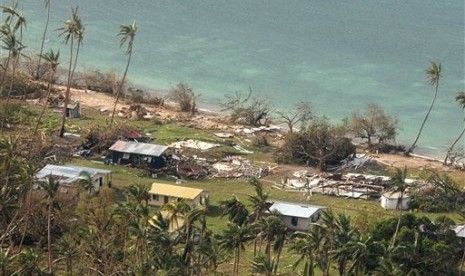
[
  {"left": 291, "top": 217, "right": 298, "bottom": 227},
  {"left": 153, "top": 194, "right": 159, "bottom": 201},
  {"left": 164, "top": 196, "right": 169, "bottom": 204}
]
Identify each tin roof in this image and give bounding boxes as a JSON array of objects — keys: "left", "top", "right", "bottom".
[
  {"left": 109, "top": 140, "right": 169, "bottom": 156},
  {"left": 454, "top": 225, "right": 465, "bottom": 238},
  {"left": 269, "top": 201, "right": 326, "bottom": 219},
  {"left": 149, "top": 183, "right": 203, "bottom": 200},
  {"left": 35, "top": 164, "right": 111, "bottom": 183}
]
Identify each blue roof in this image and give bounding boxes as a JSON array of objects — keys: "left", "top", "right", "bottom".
[{"left": 269, "top": 201, "right": 326, "bottom": 218}]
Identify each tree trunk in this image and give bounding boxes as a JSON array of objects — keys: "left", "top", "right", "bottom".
[
  {"left": 36, "top": 2, "right": 50, "bottom": 80},
  {"left": 109, "top": 50, "right": 132, "bottom": 128},
  {"left": 47, "top": 198, "right": 53, "bottom": 274},
  {"left": 59, "top": 38, "right": 74, "bottom": 137},
  {"left": 406, "top": 80, "right": 439, "bottom": 155},
  {"left": 34, "top": 71, "right": 55, "bottom": 135},
  {"left": 444, "top": 124, "right": 465, "bottom": 165},
  {"left": 392, "top": 192, "right": 403, "bottom": 247}
]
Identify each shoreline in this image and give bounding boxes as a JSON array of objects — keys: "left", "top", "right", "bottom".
[
  {"left": 60, "top": 69, "right": 452, "bottom": 162},
  {"left": 60, "top": 85, "right": 458, "bottom": 172}
]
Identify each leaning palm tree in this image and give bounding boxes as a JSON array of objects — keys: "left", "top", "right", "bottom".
[
  {"left": 390, "top": 167, "right": 408, "bottom": 248},
  {"left": 57, "top": 6, "right": 84, "bottom": 138},
  {"left": 35, "top": 0, "right": 51, "bottom": 80},
  {"left": 110, "top": 20, "right": 137, "bottom": 128},
  {"left": 406, "top": 61, "right": 442, "bottom": 155},
  {"left": 33, "top": 49, "right": 59, "bottom": 135},
  {"left": 39, "top": 175, "right": 60, "bottom": 274},
  {"left": 444, "top": 91, "right": 465, "bottom": 165}
]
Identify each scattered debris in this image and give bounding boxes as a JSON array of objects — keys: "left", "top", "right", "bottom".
[
  {"left": 231, "top": 143, "right": 253, "bottom": 154},
  {"left": 214, "top": 132, "right": 234, "bottom": 138},
  {"left": 170, "top": 140, "right": 220, "bottom": 151}
]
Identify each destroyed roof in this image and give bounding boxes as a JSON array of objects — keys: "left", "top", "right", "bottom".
[
  {"left": 149, "top": 183, "right": 203, "bottom": 200},
  {"left": 269, "top": 201, "right": 326, "bottom": 219},
  {"left": 35, "top": 164, "right": 111, "bottom": 183},
  {"left": 109, "top": 140, "right": 169, "bottom": 156}
]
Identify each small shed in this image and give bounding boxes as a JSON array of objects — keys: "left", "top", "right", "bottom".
[
  {"left": 60, "top": 102, "right": 80, "bottom": 118},
  {"left": 34, "top": 164, "right": 112, "bottom": 193},
  {"left": 268, "top": 201, "right": 327, "bottom": 231},
  {"left": 148, "top": 182, "right": 208, "bottom": 207},
  {"left": 380, "top": 192, "right": 411, "bottom": 210},
  {"left": 109, "top": 140, "right": 169, "bottom": 168}
]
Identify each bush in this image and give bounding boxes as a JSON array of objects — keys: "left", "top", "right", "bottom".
[{"left": 169, "top": 82, "right": 198, "bottom": 113}]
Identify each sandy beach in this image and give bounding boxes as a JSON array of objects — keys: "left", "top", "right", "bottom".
[{"left": 62, "top": 86, "right": 454, "bottom": 172}]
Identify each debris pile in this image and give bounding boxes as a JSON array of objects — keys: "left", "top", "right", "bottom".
[
  {"left": 211, "top": 156, "right": 269, "bottom": 179},
  {"left": 277, "top": 171, "right": 421, "bottom": 200}
]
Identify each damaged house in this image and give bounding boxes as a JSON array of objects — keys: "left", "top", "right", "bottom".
[{"left": 109, "top": 140, "right": 170, "bottom": 168}]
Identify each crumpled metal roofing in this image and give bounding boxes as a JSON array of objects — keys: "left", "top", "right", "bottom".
[{"left": 109, "top": 140, "right": 169, "bottom": 157}]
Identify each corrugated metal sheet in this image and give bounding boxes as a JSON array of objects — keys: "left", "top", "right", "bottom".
[
  {"left": 269, "top": 201, "right": 325, "bottom": 218},
  {"left": 454, "top": 225, "right": 465, "bottom": 238},
  {"left": 35, "top": 164, "right": 111, "bottom": 180},
  {"left": 109, "top": 140, "right": 168, "bottom": 156},
  {"left": 149, "top": 183, "right": 203, "bottom": 200}
]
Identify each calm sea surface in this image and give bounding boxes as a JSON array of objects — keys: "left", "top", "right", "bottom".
[{"left": 12, "top": 0, "right": 465, "bottom": 158}]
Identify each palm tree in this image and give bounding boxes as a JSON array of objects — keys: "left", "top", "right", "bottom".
[
  {"left": 0, "top": 25, "right": 25, "bottom": 133},
  {"left": 127, "top": 182, "right": 149, "bottom": 207},
  {"left": 78, "top": 171, "right": 95, "bottom": 195},
  {"left": 39, "top": 175, "right": 60, "bottom": 274},
  {"left": 36, "top": 0, "right": 51, "bottom": 80},
  {"left": 162, "top": 200, "right": 189, "bottom": 232},
  {"left": 56, "top": 234, "right": 79, "bottom": 275},
  {"left": 250, "top": 254, "right": 274, "bottom": 276},
  {"left": 219, "top": 195, "right": 249, "bottom": 226},
  {"left": 57, "top": 6, "right": 84, "bottom": 137},
  {"left": 248, "top": 177, "right": 270, "bottom": 256},
  {"left": 110, "top": 20, "right": 137, "bottom": 128},
  {"left": 390, "top": 167, "right": 408, "bottom": 248},
  {"left": 406, "top": 61, "right": 442, "bottom": 155},
  {"left": 217, "top": 222, "right": 253, "bottom": 275},
  {"left": 14, "top": 248, "right": 44, "bottom": 276},
  {"left": 347, "top": 234, "right": 383, "bottom": 275},
  {"left": 34, "top": 49, "right": 59, "bottom": 135},
  {"left": 289, "top": 228, "right": 322, "bottom": 276},
  {"left": 444, "top": 91, "right": 465, "bottom": 165}
]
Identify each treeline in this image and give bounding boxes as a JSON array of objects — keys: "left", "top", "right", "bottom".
[{"left": 1, "top": 166, "right": 463, "bottom": 275}]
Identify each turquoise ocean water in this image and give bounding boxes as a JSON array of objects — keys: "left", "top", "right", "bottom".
[{"left": 12, "top": 0, "right": 465, "bottom": 158}]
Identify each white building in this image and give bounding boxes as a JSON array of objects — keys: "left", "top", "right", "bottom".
[
  {"left": 268, "top": 201, "right": 327, "bottom": 231},
  {"left": 34, "top": 164, "right": 112, "bottom": 193},
  {"left": 380, "top": 191, "right": 411, "bottom": 210}
]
